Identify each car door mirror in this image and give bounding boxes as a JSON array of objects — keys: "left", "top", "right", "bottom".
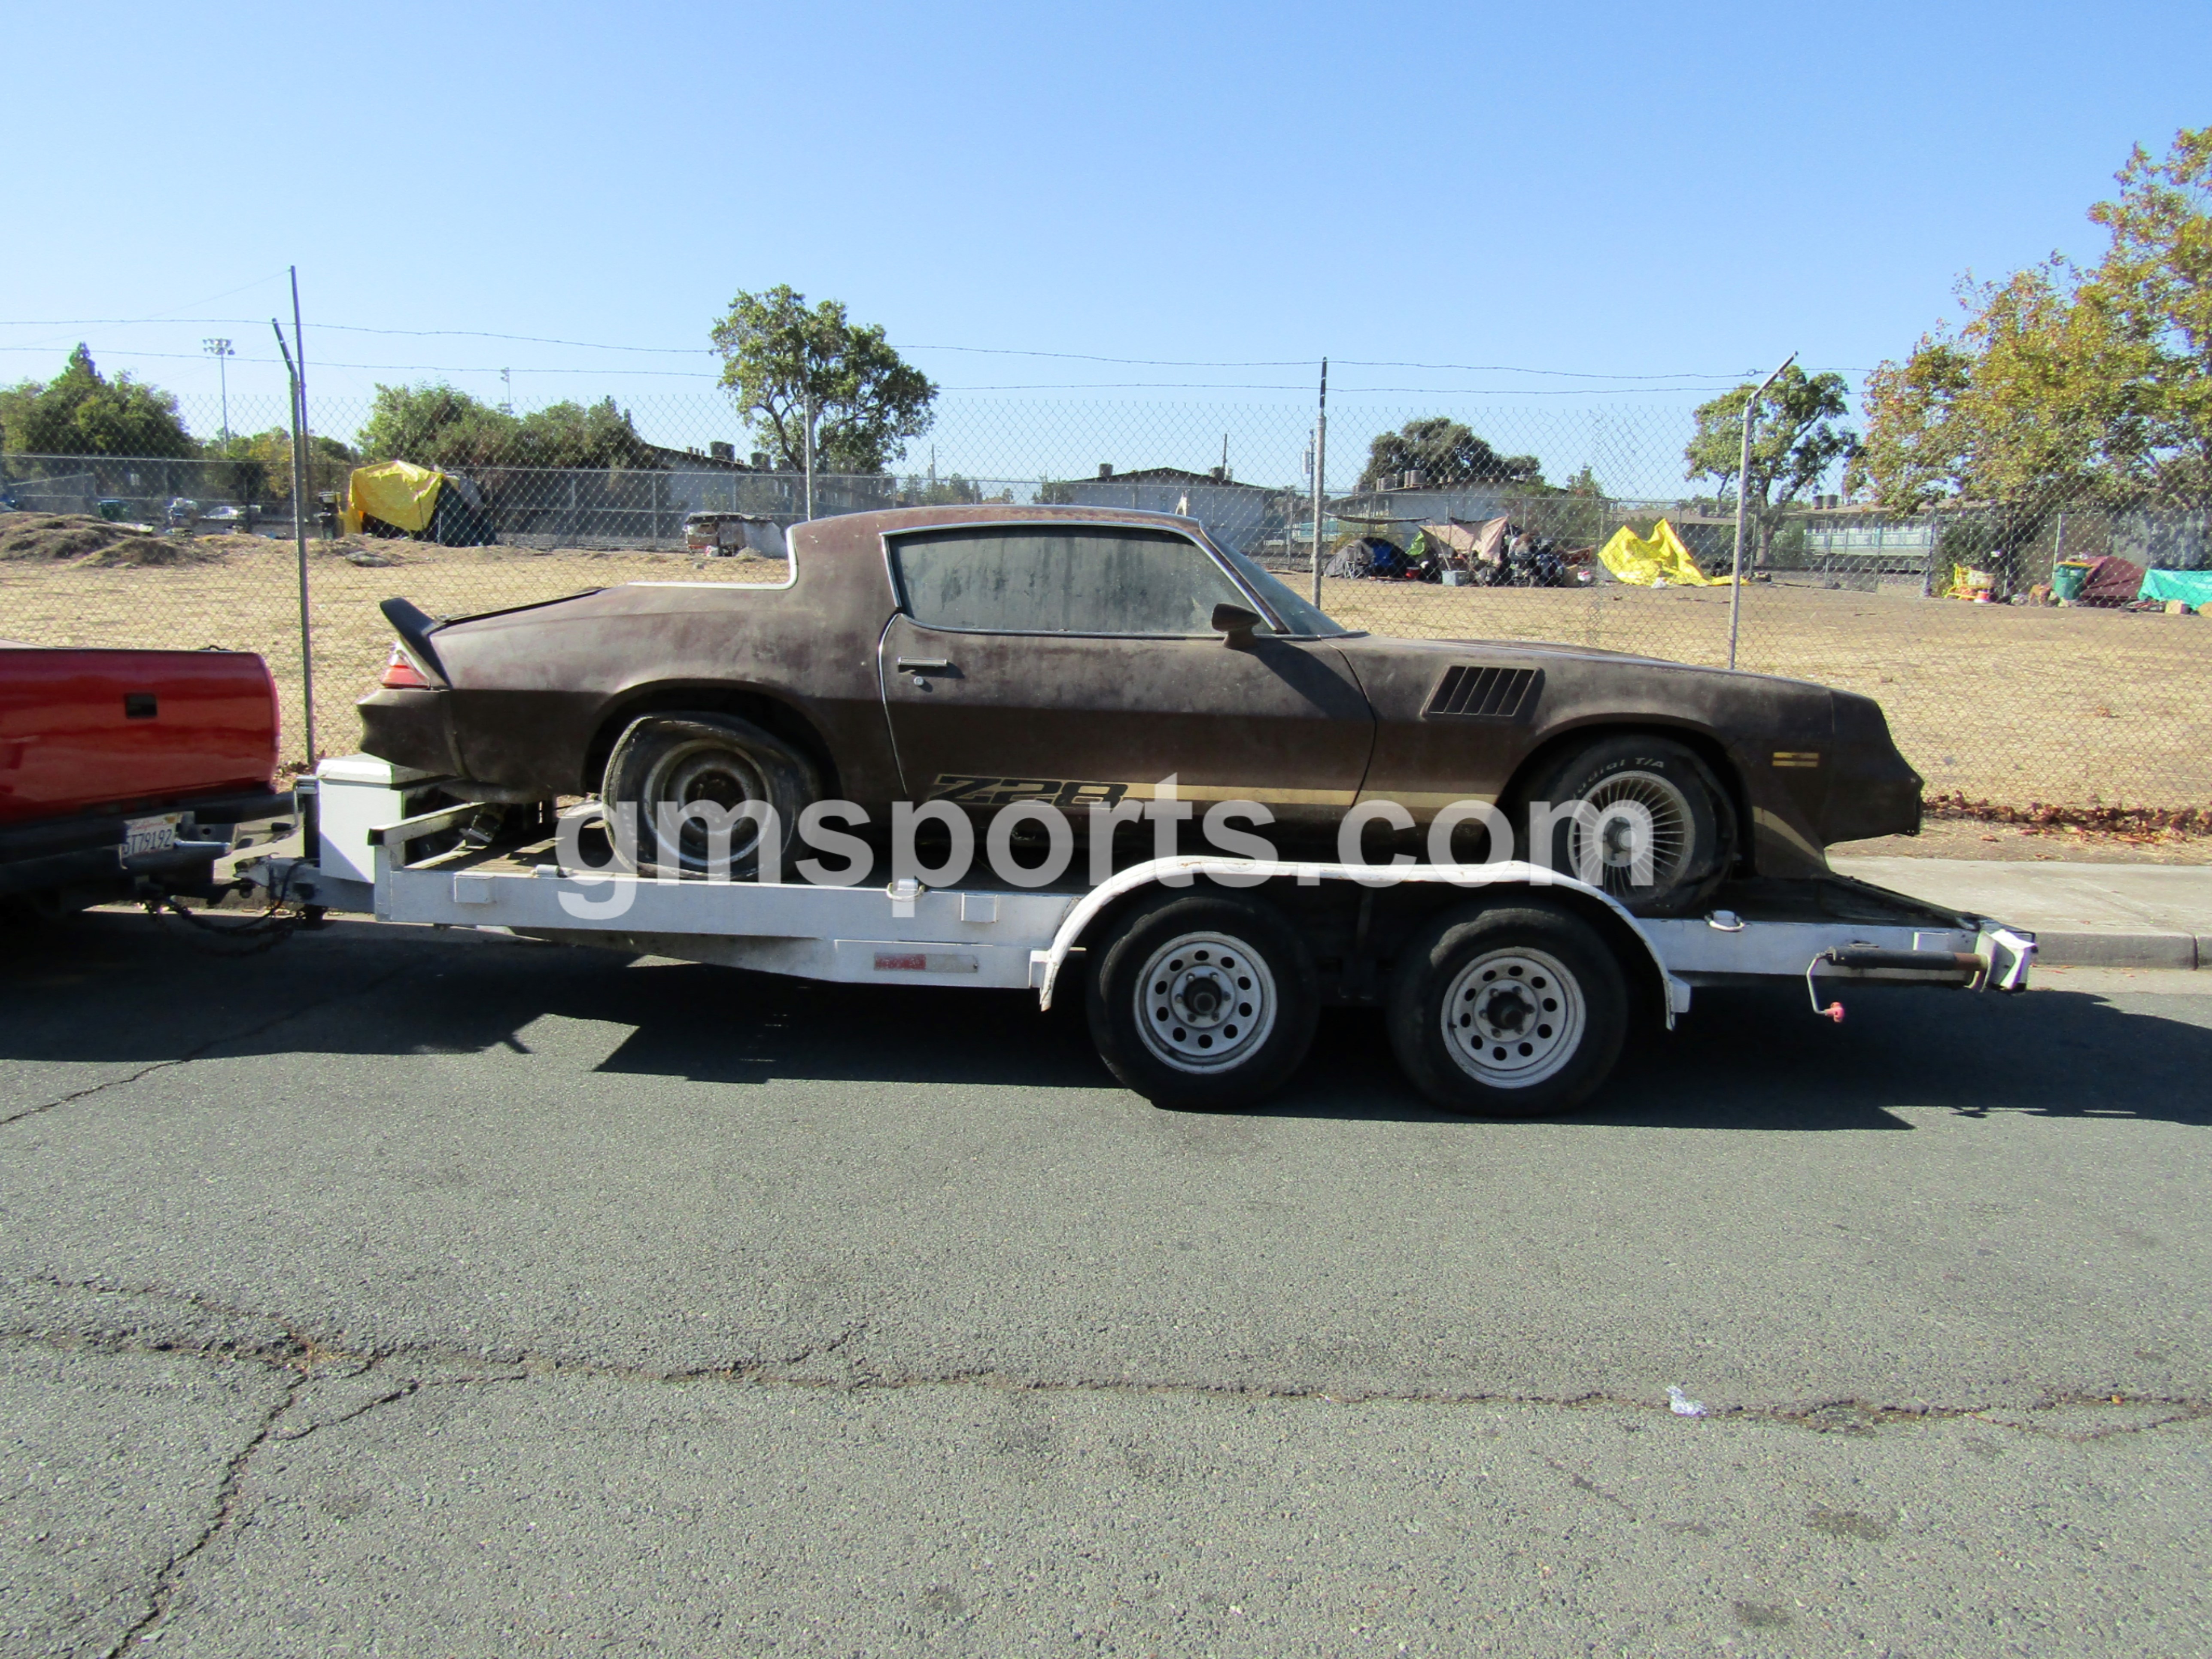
[{"left": 1211, "top": 603, "right": 1264, "bottom": 647}]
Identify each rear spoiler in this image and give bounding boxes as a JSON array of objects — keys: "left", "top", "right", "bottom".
[{"left": 379, "top": 598, "right": 450, "bottom": 685}]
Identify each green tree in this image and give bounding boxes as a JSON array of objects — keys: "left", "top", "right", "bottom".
[
  {"left": 1684, "top": 365, "right": 1856, "bottom": 514},
  {"left": 1357, "top": 417, "right": 1543, "bottom": 491},
  {"left": 356, "top": 385, "right": 655, "bottom": 471},
  {"left": 356, "top": 383, "right": 514, "bottom": 469},
  {"left": 210, "top": 428, "right": 360, "bottom": 501},
  {"left": 0, "top": 345, "right": 197, "bottom": 457},
  {"left": 1859, "top": 127, "right": 2212, "bottom": 512},
  {"left": 2081, "top": 126, "right": 2212, "bottom": 499},
  {"left": 710, "top": 286, "right": 936, "bottom": 474}
]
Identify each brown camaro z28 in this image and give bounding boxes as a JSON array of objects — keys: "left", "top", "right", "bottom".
[{"left": 358, "top": 503, "right": 1921, "bottom": 916}]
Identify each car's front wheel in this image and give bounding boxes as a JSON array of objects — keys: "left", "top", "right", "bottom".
[
  {"left": 1514, "top": 734, "right": 1736, "bottom": 917},
  {"left": 602, "top": 712, "right": 818, "bottom": 878},
  {"left": 1085, "top": 889, "right": 1319, "bottom": 1109}
]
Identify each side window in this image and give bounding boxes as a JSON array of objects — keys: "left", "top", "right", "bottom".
[{"left": 891, "top": 526, "right": 1247, "bottom": 636}]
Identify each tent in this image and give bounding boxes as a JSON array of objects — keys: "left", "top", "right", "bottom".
[
  {"left": 342, "top": 459, "right": 495, "bottom": 546},
  {"left": 1596, "top": 518, "right": 1720, "bottom": 587},
  {"left": 1325, "top": 535, "right": 1409, "bottom": 579}
]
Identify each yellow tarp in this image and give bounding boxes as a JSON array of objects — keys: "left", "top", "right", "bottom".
[
  {"left": 1596, "top": 518, "right": 1723, "bottom": 587},
  {"left": 343, "top": 460, "right": 443, "bottom": 535}
]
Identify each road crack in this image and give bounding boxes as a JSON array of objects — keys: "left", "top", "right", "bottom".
[{"left": 0, "top": 965, "right": 410, "bottom": 1129}]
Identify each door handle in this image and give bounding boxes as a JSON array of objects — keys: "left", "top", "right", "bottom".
[{"left": 895, "top": 658, "right": 953, "bottom": 674}]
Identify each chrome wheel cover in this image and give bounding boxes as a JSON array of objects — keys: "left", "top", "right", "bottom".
[
  {"left": 1439, "top": 946, "right": 1586, "bottom": 1088},
  {"left": 1133, "top": 930, "right": 1278, "bottom": 1075},
  {"left": 1568, "top": 769, "right": 1694, "bottom": 899}
]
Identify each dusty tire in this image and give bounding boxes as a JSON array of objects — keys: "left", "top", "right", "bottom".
[
  {"left": 1085, "top": 889, "right": 1319, "bottom": 1109},
  {"left": 1516, "top": 734, "right": 1735, "bottom": 917},
  {"left": 1386, "top": 900, "right": 1628, "bottom": 1118},
  {"left": 602, "top": 712, "right": 818, "bottom": 878}
]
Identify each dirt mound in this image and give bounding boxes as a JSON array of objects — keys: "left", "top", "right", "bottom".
[{"left": 0, "top": 511, "right": 233, "bottom": 567}]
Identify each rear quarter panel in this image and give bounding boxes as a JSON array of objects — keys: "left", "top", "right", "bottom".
[{"left": 430, "top": 514, "right": 902, "bottom": 798}]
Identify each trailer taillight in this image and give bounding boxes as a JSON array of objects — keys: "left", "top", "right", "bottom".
[{"left": 379, "top": 643, "right": 434, "bottom": 690}]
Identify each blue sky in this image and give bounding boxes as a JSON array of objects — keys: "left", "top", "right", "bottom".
[{"left": 3, "top": 0, "right": 2204, "bottom": 489}]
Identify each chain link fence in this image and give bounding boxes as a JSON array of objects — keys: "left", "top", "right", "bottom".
[{"left": 6, "top": 392, "right": 2208, "bottom": 814}]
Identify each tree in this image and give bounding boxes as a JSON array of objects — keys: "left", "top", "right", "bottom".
[
  {"left": 710, "top": 286, "right": 937, "bottom": 474},
  {"left": 1684, "top": 365, "right": 1856, "bottom": 514},
  {"left": 0, "top": 345, "right": 197, "bottom": 457},
  {"left": 209, "top": 428, "right": 359, "bottom": 501},
  {"left": 1357, "top": 417, "right": 1543, "bottom": 491},
  {"left": 356, "top": 385, "right": 657, "bottom": 472},
  {"left": 1859, "top": 127, "right": 2212, "bottom": 513},
  {"left": 2081, "top": 127, "right": 2212, "bottom": 500}
]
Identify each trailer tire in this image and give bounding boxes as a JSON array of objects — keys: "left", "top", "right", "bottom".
[
  {"left": 1386, "top": 900, "right": 1627, "bottom": 1118},
  {"left": 602, "top": 712, "right": 818, "bottom": 878},
  {"left": 1085, "top": 889, "right": 1318, "bottom": 1109}
]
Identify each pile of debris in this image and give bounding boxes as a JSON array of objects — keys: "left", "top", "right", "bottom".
[
  {"left": 1924, "top": 790, "right": 2212, "bottom": 841},
  {"left": 0, "top": 511, "right": 270, "bottom": 567}
]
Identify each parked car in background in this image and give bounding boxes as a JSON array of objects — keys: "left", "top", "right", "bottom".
[
  {"left": 681, "top": 510, "right": 785, "bottom": 557},
  {"left": 0, "top": 643, "right": 286, "bottom": 917}
]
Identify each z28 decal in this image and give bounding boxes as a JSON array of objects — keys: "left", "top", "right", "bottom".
[{"left": 927, "top": 775, "right": 1132, "bottom": 809}]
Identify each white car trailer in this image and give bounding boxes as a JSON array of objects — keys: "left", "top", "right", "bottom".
[{"left": 252, "top": 757, "right": 2037, "bottom": 1115}]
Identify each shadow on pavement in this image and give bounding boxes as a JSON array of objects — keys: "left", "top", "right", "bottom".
[{"left": 4, "top": 910, "right": 2209, "bottom": 1129}]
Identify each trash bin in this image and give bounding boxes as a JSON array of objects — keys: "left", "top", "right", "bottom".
[
  {"left": 2051, "top": 561, "right": 2091, "bottom": 602},
  {"left": 96, "top": 498, "right": 127, "bottom": 522}
]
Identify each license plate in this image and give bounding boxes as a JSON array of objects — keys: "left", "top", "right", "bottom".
[{"left": 123, "top": 814, "right": 181, "bottom": 857}]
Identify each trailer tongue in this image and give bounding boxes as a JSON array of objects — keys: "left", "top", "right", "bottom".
[{"left": 246, "top": 757, "right": 2034, "bottom": 1116}]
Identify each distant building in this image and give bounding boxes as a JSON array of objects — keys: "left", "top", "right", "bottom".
[{"left": 1042, "top": 464, "right": 1287, "bottom": 556}]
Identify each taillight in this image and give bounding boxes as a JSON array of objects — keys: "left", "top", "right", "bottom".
[{"left": 379, "top": 643, "right": 434, "bottom": 689}]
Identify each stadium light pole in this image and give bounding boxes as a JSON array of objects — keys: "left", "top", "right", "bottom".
[
  {"left": 202, "top": 338, "right": 234, "bottom": 445},
  {"left": 1728, "top": 352, "right": 1795, "bottom": 672}
]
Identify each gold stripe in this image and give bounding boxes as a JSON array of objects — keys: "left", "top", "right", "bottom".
[
  {"left": 1353, "top": 789, "right": 1502, "bottom": 811},
  {"left": 1116, "top": 781, "right": 1361, "bottom": 807}
]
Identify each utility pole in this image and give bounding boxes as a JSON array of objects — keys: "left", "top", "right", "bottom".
[
  {"left": 1309, "top": 359, "right": 1328, "bottom": 607},
  {"left": 201, "top": 338, "right": 234, "bottom": 446},
  {"left": 500, "top": 368, "right": 514, "bottom": 414},
  {"left": 1728, "top": 352, "right": 1796, "bottom": 672}
]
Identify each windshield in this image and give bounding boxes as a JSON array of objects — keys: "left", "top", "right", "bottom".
[{"left": 1208, "top": 540, "right": 1354, "bottom": 637}]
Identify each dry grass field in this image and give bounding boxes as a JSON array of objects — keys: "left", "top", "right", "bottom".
[{"left": 5, "top": 521, "right": 2207, "bottom": 809}]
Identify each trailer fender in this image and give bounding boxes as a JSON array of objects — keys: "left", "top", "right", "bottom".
[{"left": 1033, "top": 857, "right": 1690, "bottom": 1027}]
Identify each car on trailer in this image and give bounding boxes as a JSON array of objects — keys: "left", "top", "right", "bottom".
[{"left": 356, "top": 503, "right": 1924, "bottom": 921}]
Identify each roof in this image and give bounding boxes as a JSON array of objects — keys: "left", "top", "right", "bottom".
[{"left": 1079, "top": 466, "right": 1268, "bottom": 490}]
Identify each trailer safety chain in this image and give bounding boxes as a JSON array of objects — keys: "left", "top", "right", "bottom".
[{"left": 143, "top": 874, "right": 325, "bottom": 958}]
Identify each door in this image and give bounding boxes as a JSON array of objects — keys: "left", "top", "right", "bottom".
[{"left": 877, "top": 522, "right": 1374, "bottom": 833}]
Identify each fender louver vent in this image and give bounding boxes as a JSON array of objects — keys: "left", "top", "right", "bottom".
[{"left": 1425, "top": 665, "right": 1543, "bottom": 720}]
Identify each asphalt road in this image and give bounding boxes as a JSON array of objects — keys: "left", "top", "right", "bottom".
[{"left": 2, "top": 912, "right": 2207, "bottom": 1657}]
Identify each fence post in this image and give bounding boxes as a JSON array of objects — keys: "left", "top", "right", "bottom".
[
  {"left": 1729, "top": 354, "right": 1795, "bottom": 672},
  {"left": 1309, "top": 359, "right": 1327, "bottom": 607}
]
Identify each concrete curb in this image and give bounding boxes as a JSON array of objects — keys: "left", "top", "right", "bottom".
[{"left": 2031, "top": 931, "right": 2203, "bottom": 971}]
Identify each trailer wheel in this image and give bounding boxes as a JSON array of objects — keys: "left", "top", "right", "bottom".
[
  {"left": 1386, "top": 900, "right": 1628, "bottom": 1118},
  {"left": 1085, "top": 890, "right": 1318, "bottom": 1109},
  {"left": 602, "top": 713, "right": 818, "bottom": 878}
]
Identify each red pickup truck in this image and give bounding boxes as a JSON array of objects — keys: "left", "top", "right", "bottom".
[{"left": 0, "top": 643, "right": 287, "bottom": 915}]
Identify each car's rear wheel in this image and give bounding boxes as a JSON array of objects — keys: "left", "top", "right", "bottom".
[
  {"left": 1386, "top": 900, "right": 1628, "bottom": 1118},
  {"left": 1085, "top": 889, "right": 1318, "bottom": 1109},
  {"left": 602, "top": 712, "right": 818, "bottom": 878},
  {"left": 1515, "top": 734, "right": 1735, "bottom": 917}
]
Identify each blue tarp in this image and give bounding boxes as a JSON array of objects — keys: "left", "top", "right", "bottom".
[{"left": 2138, "top": 568, "right": 2212, "bottom": 607}]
